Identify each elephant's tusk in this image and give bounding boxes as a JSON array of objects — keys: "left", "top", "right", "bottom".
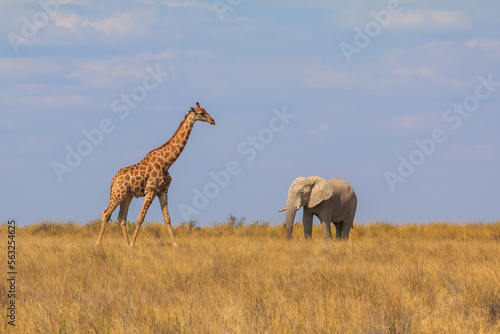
[{"left": 278, "top": 208, "right": 286, "bottom": 212}]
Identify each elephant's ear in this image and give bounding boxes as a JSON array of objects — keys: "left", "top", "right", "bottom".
[{"left": 308, "top": 178, "right": 334, "bottom": 208}]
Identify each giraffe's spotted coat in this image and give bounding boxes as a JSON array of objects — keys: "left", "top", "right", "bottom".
[{"left": 95, "top": 102, "right": 215, "bottom": 247}]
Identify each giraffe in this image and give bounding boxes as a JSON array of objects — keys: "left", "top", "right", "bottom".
[{"left": 95, "top": 102, "right": 215, "bottom": 247}]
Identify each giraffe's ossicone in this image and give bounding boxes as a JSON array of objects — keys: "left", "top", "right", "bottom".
[{"left": 95, "top": 102, "right": 215, "bottom": 247}]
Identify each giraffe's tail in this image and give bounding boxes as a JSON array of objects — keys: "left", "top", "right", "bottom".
[
  {"left": 102, "top": 175, "right": 117, "bottom": 220},
  {"left": 109, "top": 175, "right": 117, "bottom": 198}
]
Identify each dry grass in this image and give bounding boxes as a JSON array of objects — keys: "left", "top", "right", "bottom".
[{"left": 1, "top": 220, "right": 500, "bottom": 333}]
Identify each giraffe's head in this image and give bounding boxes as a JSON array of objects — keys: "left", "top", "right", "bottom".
[{"left": 190, "top": 102, "right": 215, "bottom": 125}]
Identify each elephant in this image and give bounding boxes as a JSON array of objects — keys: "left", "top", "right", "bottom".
[{"left": 279, "top": 176, "right": 357, "bottom": 240}]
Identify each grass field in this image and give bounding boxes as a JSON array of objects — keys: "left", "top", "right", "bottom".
[{"left": 1, "top": 219, "right": 500, "bottom": 333}]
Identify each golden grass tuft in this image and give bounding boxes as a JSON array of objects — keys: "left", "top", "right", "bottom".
[{"left": 1, "top": 220, "right": 500, "bottom": 333}]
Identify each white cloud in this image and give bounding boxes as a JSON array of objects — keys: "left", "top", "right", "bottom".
[
  {"left": 21, "top": 95, "right": 94, "bottom": 109},
  {"left": 66, "top": 57, "right": 150, "bottom": 87},
  {"left": 53, "top": 10, "right": 157, "bottom": 38},
  {"left": 390, "top": 10, "right": 470, "bottom": 30},
  {"left": 136, "top": 50, "right": 179, "bottom": 62},
  {"left": 380, "top": 43, "right": 470, "bottom": 89},
  {"left": 162, "top": 0, "right": 215, "bottom": 11},
  {"left": 453, "top": 142, "right": 498, "bottom": 160},
  {"left": 393, "top": 65, "right": 466, "bottom": 88},
  {"left": 185, "top": 50, "right": 219, "bottom": 59},
  {"left": 85, "top": 11, "right": 150, "bottom": 36},
  {"left": 0, "top": 57, "right": 67, "bottom": 78},
  {"left": 466, "top": 39, "right": 500, "bottom": 51},
  {"left": 389, "top": 114, "right": 442, "bottom": 133},
  {"left": 52, "top": 13, "right": 81, "bottom": 32},
  {"left": 423, "top": 41, "right": 457, "bottom": 49},
  {"left": 394, "top": 67, "right": 434, "bottom": 79},
  {"left": 304, "top": 68, "right": 356, "bottom": 89},
  {"left": 64, "top": 51, "right": 177, "bottom": 89},
  {"left": 315, "top": 123, "right": 330, "bottom": 132}
]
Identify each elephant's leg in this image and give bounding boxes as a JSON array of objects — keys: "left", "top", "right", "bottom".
[
  {"left": 303, "top": 211, "right": 313, "bottom": 239},
  {"left": 342, "top": 211, "right": 356, "bottom": 240},
  {"left": 334, "top": 222, "right": 343, "bottom": 239},
  {"left": 319, "top": 213, "right": 332, "bottom": 239},
  {"left": 321, "top": 222, "right": 333, "bottom": 239}
]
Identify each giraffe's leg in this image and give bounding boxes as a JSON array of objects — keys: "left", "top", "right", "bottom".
[
  {"left": 95, "top": 200, "right": 120, "bottom": 245},
  {"left": 158, "top": 189, "right": 178, "bottom": 247},
  {"left": 117, "top": 196, "right": 133, "bottom": 246},
  {"left": 129, "top": 192, "right": 155, "bottom": 247}
]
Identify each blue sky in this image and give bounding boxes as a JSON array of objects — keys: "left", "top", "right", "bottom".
[{"left": 1, "top": 0, "right": 499, "bottom": 226}]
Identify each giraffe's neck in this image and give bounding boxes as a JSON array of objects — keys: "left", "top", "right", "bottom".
[{"left": 152, "top": 112, "right": 196, "bottom": 167}]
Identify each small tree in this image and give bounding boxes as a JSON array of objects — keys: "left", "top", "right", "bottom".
[
  {"left": 179, "top": 220, "right": 198, "bottom": 230},
  {"left": 226, "top": 214, "right": 246, "bottom": 228}
]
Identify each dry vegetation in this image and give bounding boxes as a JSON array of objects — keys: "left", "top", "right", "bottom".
[{"left": 1, "top": 219, "right": 500, "bottom": 333}]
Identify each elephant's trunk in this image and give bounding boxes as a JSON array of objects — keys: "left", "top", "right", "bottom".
[{"left": 285, "top": 206, "right": 297, "bottom": 240}]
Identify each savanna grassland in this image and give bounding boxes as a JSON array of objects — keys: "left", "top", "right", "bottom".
[{"left": 1, "top": 219, "right": 500, "bottom": 333}]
